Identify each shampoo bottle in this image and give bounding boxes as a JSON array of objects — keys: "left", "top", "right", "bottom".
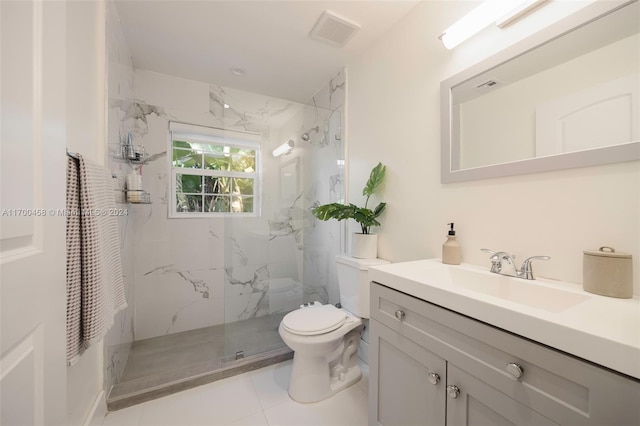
[{"left": 442, "top": 222, "right": 461, "bottom": 265}]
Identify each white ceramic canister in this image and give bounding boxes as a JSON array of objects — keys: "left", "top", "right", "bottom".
[{"left": 583, "top": 246, "right": 633, "bottom": 298}]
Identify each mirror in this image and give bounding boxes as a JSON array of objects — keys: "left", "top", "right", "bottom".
[{"left": 441, "top": 0, "right": 639, "bottom": 183}]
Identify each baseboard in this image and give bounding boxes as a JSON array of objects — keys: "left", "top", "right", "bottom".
[{"left": 85, "top": 390, "right": 106, "bottom": 426}]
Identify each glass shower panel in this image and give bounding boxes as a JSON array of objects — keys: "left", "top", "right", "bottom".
[
  {"left": 221, "top": 103, "right": 344, "bottom": 362},
  {"left": 301, "top": 106, "right": 344, "bottom": 306}
]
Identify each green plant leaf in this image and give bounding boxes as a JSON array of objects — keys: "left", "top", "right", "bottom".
[
  {"left": 312, "top": 203, "right": 356, "bottom": 221},
  {"left": 362, "top": 162, "right": 386, "bottom": 198},
  {"left": 372, "top": 202, "right": 386, "bottom": 219},
  {"left": 311, "top": 162, "right": 387, "bottom": 234}
]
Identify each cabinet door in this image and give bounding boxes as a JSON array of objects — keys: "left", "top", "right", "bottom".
[
  {"left": 446, "top": 364, "right": 559, "bottom": 426},
  {"left": 369, "top": 319, "right": 446, "bottom": 426}
]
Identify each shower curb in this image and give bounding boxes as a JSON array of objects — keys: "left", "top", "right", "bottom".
[{"left": 106, "top": 347, "right": 293, "bottom": 412}]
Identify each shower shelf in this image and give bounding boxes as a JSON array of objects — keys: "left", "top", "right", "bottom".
[
  {"left": 126, "top": 190, "right": 151, "bottom": 204},
  {"left": 110, "top": 142, "right": 149, "bottom": 164},
  {"left": 114, "top": 189, "right": 152, "bottom": 205},
  {"left": 111, "top": 133, "right": 152, "bottom": 204}
]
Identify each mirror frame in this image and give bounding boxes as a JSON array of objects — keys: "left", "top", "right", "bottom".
[{"left": 441, "top": 0, "right": 640, "bottom": 184}]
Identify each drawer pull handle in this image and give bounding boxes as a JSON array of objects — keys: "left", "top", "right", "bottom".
[
  {"left": 428, "top": 372, "right": 440, "bottom": 385},
  {"left": 394, "top": 310, "right": 406, "bottom": 321},
  {"left": 506, "top": 362, "right": 524, "bottom": 380},
  {"left": 447, "top": 385, "right": 460, "bottom": 399}
]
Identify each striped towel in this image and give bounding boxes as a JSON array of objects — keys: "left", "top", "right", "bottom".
[{"left": 66, "top": 155, "right": 127, "bottom": 366}]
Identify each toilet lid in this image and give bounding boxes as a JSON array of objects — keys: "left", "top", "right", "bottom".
[{"left": 282, "top": 304, "right": 348, "bottom": 336}]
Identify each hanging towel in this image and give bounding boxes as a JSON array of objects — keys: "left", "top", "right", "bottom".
[{"left": 66, "top": 155, "right": 127, "bottom": 366}]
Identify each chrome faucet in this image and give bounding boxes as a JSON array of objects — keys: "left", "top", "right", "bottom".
[{"left": 481, "top": 249, "right": 550, "bottom": 280}]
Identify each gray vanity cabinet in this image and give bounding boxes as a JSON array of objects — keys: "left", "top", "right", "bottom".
[
  {"left": 369, "top": 318, "right": 446, "bottom": 425},
  {"left": 369, "top": 282, "right": 640, "bottom": 426}
]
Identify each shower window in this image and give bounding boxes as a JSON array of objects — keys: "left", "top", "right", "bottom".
[{"left": 169, "top": 122, "right": 261, "bottom": 217}]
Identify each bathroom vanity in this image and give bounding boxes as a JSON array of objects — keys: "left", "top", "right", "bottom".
[{"left": 368, "top": 260, "right": 640, "bottom": 426}]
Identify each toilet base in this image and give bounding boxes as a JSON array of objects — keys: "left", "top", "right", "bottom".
[
  {"left": 288, "top": 353, "right": 362, "bottom": 403},
  {"left": 287, "top": 328, "right": 362, "bottom": 403}
]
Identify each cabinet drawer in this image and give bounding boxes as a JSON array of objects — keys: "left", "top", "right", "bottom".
[{"left": 371, "top": 282, "right": 640, "bottom": 426}]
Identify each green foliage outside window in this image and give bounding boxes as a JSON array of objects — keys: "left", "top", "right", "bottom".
[{"left": 172, "top": 139, "right": 257, "bottom": 214}]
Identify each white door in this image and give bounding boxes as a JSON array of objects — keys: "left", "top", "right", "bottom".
[
  {"left": 535, "top": 74, "right": 640, "bottom": 156},
  {"left": 1, "top": 1, "right": 68, "bottom": 424}
]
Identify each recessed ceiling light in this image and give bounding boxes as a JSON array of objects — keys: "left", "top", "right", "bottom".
[{"left": 230, "top": 67, "right": 246, "bottom": 76}]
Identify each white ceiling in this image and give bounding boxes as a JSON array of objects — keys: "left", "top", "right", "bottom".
[{"left": 114, "top": 0, "right": 420, "bottom": 104}]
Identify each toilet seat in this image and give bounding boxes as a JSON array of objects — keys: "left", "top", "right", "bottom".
[{"left": 282, "top": 304, "right": 348, "bottom": 336}]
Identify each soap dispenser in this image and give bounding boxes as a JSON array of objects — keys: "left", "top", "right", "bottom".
[{"left": 442, "top": 223, "right": 461, "bottom": 265}]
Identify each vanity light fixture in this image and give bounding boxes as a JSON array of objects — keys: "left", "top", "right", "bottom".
[
  {"left": 496, "top": 0, "right": 549, "bottom": 29},
  {"left": 273, "top": 140, "right": 294, "bottom": 157},
  {"left": 440, "top": 0, "right": 548, "bottom": 49},
  {"left": 439, "top": 0, "right": 511, "bottom": 49}
]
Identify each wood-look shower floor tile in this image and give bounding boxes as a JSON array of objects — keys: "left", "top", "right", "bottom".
[{"left": 107, "top": 313, "right": 291, "bottom": 411}]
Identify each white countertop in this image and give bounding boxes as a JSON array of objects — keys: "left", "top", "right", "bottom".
[{"left": 369, "top": 259, "right": 640, "bottom": 380}]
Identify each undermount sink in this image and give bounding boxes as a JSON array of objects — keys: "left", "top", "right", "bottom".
[{"left": 425, "top": 265, "right": 590, "bottom": 313}]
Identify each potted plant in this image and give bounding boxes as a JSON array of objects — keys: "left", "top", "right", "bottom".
[{"left": 312, "top": 162, "right": 386, "bottom": 258}]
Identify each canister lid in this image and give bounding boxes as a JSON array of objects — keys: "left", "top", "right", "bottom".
[{"left": 583, "top": 246, "right": 632, "bottom": 259}]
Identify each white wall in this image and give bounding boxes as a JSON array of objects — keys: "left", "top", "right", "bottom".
[
  {"left": 65, "top": 1, "right": 108, "bottom": 424},
  {"left": 346, "top": 0, "right": 639, "bottom": 295}
]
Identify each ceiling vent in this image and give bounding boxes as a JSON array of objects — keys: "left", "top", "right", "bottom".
[{"left": 310, "top": 10, "right": 360, "bottom": 47}]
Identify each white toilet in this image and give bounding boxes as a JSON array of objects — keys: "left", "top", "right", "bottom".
[{"left": 278, "top": 255, "right": 389, "bottom": 403}]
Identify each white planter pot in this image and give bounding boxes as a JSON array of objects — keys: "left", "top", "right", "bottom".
[{"left": 351, "top": 233, "right": 378, "bottom": 259}]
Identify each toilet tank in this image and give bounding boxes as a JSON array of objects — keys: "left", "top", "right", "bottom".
[{"left": 336, "top": 255, "right": 390, "bottom": 318}]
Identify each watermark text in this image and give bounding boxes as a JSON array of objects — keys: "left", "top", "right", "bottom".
[{"left": 1, "top": 208, "right": 129, "bottom": 217}]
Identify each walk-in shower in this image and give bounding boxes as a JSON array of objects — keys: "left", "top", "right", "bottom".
[{"left": 105, "top": 82, "right": 345, "bottom": 409}]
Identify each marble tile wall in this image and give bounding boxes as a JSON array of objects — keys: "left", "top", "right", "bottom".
[{"left": 128, "top": 69, "right": 344, "bottom": 344}]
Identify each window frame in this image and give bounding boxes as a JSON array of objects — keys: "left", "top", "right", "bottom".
[{"left": 168, "top": 121, "right": 261, "bottom": 218}]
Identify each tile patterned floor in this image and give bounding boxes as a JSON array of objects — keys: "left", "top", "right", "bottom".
[{"left": 102, "top": 359, "right": 369, "bottom": 426}]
